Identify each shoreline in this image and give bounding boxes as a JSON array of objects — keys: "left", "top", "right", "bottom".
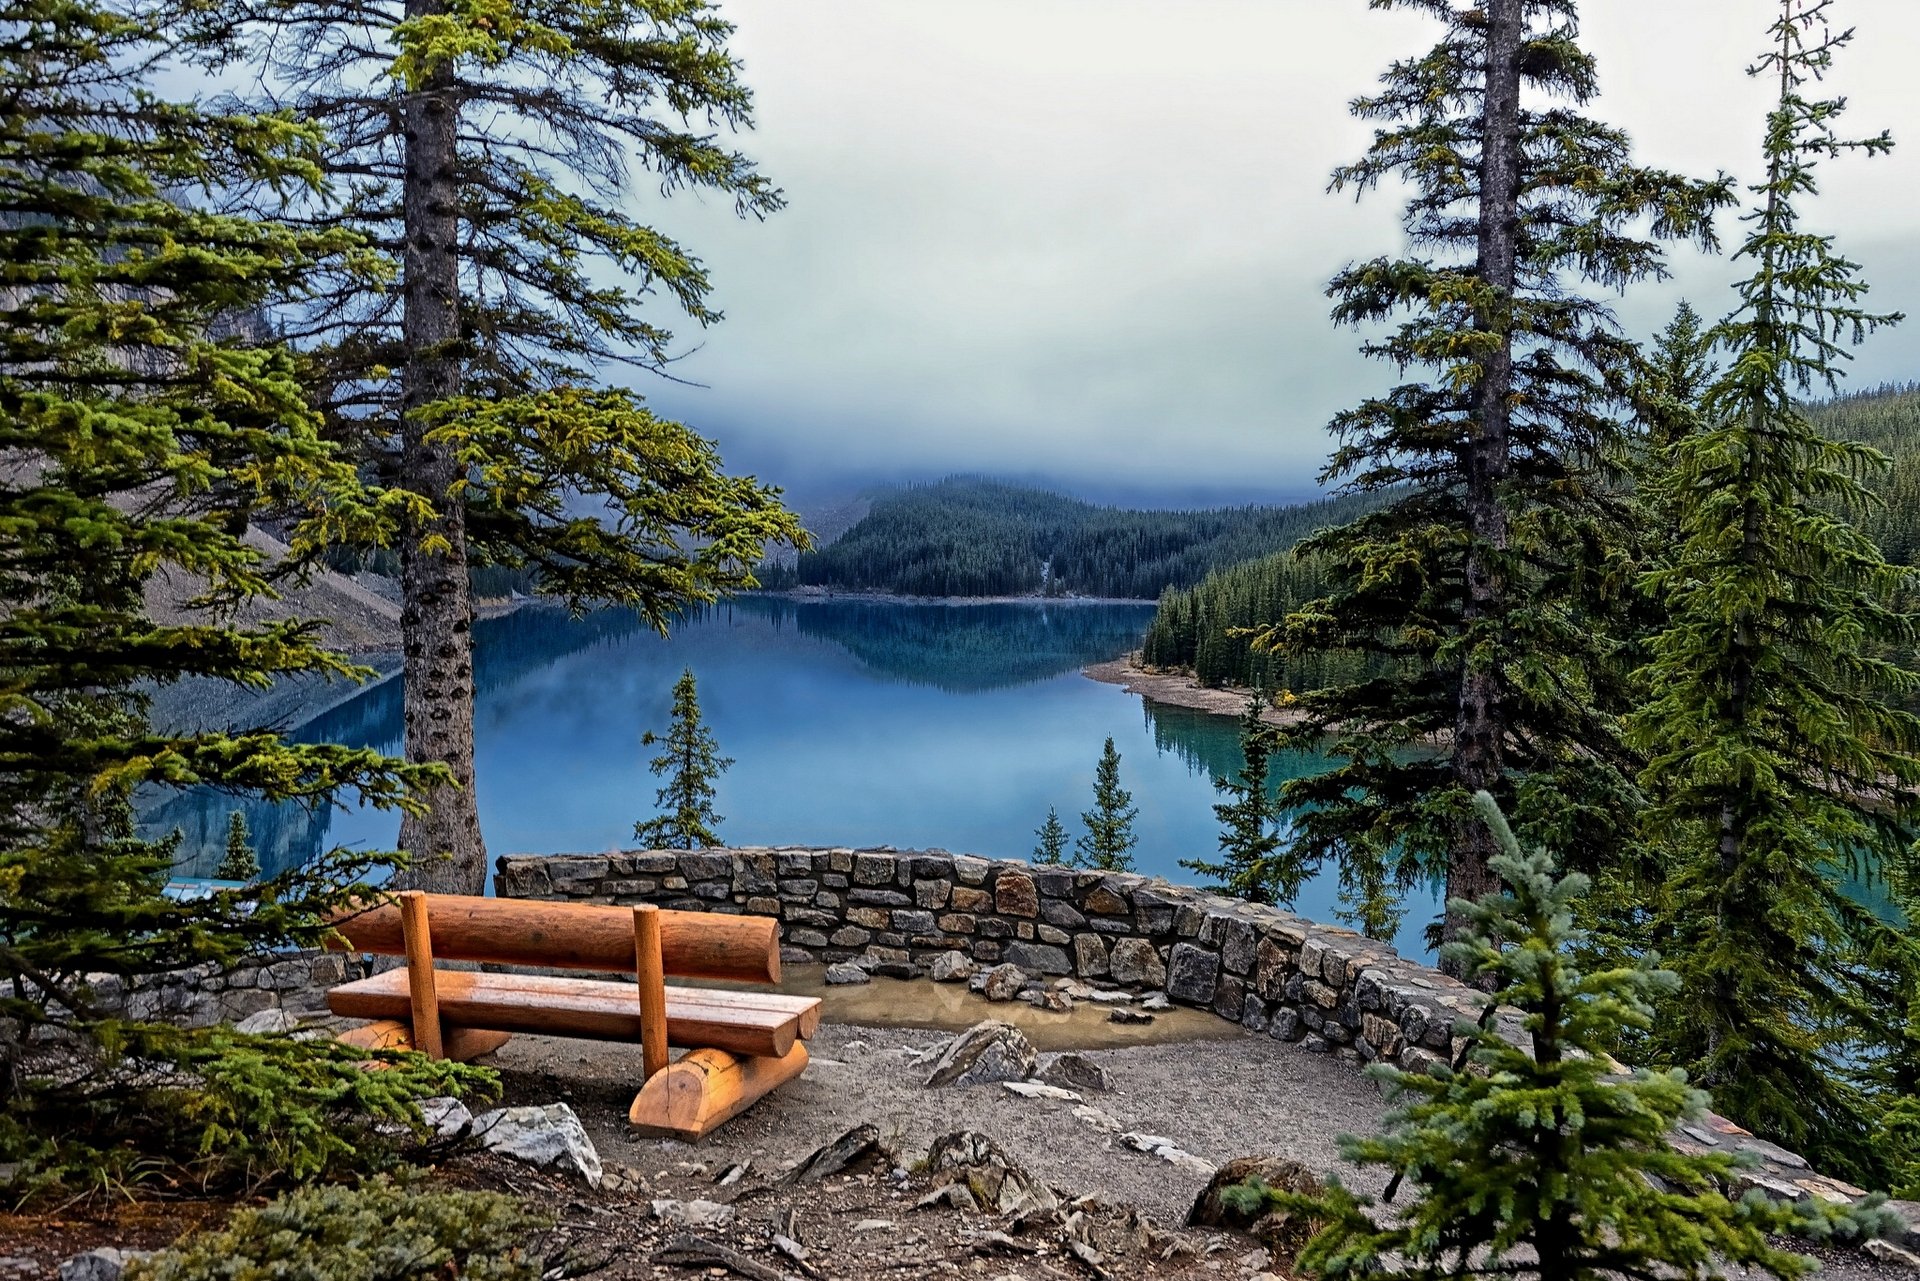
[
  {"left": 751, "top": 588, "right": 1157, "bottom": 608},
  {"left": 1082, "top": 653, "right": 1310, "bottom": 727}
]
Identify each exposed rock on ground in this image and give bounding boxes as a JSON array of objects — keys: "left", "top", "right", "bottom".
[
  {"left": 1038, "top": 1052, "right": 1113, "bottom": 1093},
  {"left": 924, "top": 1020, "right": 1037, "bottom": 1088},
  {"left": 924, "top": 1130, "right": 1060, "bottom": 1218},
  {"left": 471, "top": 1102, "right": 603, "bottom": 1188},
  {"left": 1188, "top": 1155, "right": 1325, "bottom": 1255}
]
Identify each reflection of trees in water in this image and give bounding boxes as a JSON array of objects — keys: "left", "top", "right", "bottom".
[
  {"left": 1141, "top": 701, "right": 1328, "bottom": 794},
  {"left": 736, "top": 597, "right": 1153, "bottom": 693},
  {"left": 146, "top": 605, "right": 650, "bottom": 879}
]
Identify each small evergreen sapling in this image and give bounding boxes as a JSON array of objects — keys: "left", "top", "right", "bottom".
[
  {"left": 1034, "top": 807, "right": 1070, "bottom": 864},
  {"left": 1073, "top": 737, "right": 1138, "bottom": 871},
  {"left": 216, "top": 811, "right": 261, "bottom": 883},
  {"left": 1183, "top": 694, "right": 1303, "bottom": 905},
  {"left": 1228, "top": 793, "right": 1883, "bottom": 1281},
  {"left": 635, "top": 670, "right": 733, "bottom": 850}
]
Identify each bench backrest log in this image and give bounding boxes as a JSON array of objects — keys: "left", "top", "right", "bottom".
[{"left": 330, "top": 893, "right": 781, "bottom": 985}]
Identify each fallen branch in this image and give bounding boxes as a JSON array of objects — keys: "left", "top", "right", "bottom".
[{"left": 652, "top": 1233, "right": 787, "bottom": 1281}]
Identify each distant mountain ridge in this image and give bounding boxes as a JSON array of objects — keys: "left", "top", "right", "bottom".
[{"left": 761, "top": 476, "right": 1381, "bottom": 599}]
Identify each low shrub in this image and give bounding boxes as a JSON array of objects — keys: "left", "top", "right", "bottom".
[{"left": 131, "top": 1174, "right": 552, "bottom": 1281}]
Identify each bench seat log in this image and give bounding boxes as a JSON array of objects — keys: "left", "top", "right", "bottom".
[
  {"left": 329, "top": 894, "right": 780, "bottom": 984},
  {"left": 328, "top": 969, "right": 819, "bottom": 1060},
  {"left": 334, "top": 1018, "right": 512, "bottom": 1063},
  {"left": 628, "top": 1043, "right": 811, "bottom": 1141}
]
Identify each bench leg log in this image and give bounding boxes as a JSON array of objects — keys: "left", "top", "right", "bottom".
[
  {"left": 337, "top": 1019, "right": 512, "bottom": 1063},
  {"left": 628, "top": 1043, "right": 810, "bottom": 1141}
]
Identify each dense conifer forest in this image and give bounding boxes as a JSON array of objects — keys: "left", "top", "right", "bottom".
[
  {"left": 763, "top": 477, "right": 1380, "bottom": 598},
  {"left": 1145, "top": 384, "right": 1920, "bottom": 692}
]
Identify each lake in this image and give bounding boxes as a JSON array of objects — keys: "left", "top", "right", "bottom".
[{"left": 141, "top": 598, "right": 1439, "bottom": 955}]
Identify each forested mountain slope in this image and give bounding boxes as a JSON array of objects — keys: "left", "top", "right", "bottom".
[
  {"left": 1811, "top": 383, "right": 1920, "bottom": 564},
  {"left": 765, "top": 477, "right": 1380, "bottom": 599},
  {"left": 1144, "top": 384, "right": 1920, "bottom": 691}
]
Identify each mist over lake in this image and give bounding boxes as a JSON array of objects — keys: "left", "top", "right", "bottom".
[{"left": 144, "top": 598, "right": 1439, "bottom": 956}]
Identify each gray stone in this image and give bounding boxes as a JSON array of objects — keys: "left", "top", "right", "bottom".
[
  {"left": 470, "top": 1103, "right": 603, "bottom": 1187},
  {"left": 825, "top": 962, "right": 871, "bottom": 985},
  {"left": 890, "top": 909, "right": 937, "bottom": 934},
  {"left": 1221, "top": 921, "right": 1259, "bottom": 975},
  {"left": 1167, "top": 943, "right": 1221, "bottom": 1004},
  {"left": 1108, "top": 938, "right": 1166, "bottom": 987},
  {"left": 981, "top": 962, "right": 1027, "bottom": 1001},
  {"left": 1119, "top": 1132, "right": 1214, "bottom": 1177},
  {"left": 1037, "top": 1053, "right": 1112, "bottom": 1093},
  {"left": 59, "top": 1249, "right": 147, "bottom": 1281},
  {"left": 929, "top": 950, "right": 977, "bottom": 983},
  {"left": 1073, "top": 933, "right": 1110, "bottom": 978},
  {"left": 1865, "top": 1240, "right": 1920, "bottom": 1271},
  {"left": 1268, "top": 1008, "right": 1304, "bottom": 1041},
  {"left": 853, "top": 853, "right": 895, "bottom": 885},
  {"left": 1140, "top": 991, "right": 1171, "bottom": 1011},
  {"left": 1108, "top": 1008, "right": 1154, "bottom": 1025},
  {"left": 1042, "top": 900, "right": 1088, "bottom": 929},
  {"left": 915, "top": 879, "right": 952, "bottom": 909},
  {"left": 419, "top": 1096, "right": 473, "bottom": 1139},
  {"left": 1003, "top": 941, "right": 1073, "bottom": 975},
  {"left": 232, "top": 1007, "right": 298, "bottom": 1035},
  {"left": 924, "top": 1130, "right": 1058, "bottom": 1216},
  {"left": 651, "top": 1198, "right": 736, "bottom": 1230},
  {"left": 924, "top": 1020, "right": 1038, "bottom": 1088}
]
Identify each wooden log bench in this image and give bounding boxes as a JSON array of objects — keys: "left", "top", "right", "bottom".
[{"left": 325, "top": 891, "right": 821, "bottom": 1141}]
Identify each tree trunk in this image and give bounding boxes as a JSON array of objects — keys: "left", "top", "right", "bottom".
[
  {"left": 1444, "top": 0, "right": 1523, "bottom": 967},
  {"left": 394, "top": 8, "right": 486, "bottom": 893}
]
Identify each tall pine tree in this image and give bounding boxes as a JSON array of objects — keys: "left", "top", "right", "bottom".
[
  {"left": 0, "top": 0, "right": 476, "bottom": 1183},
  {"left": 1073, "top": 737, "right": 1138, "bottom": 872},
  {"left": 230, "top": 0, "right": 807, "bottom": 892},
  {"left": 635, "top": 669, "right": 731, "bottom": 850},
  {"left": 1628, "top": 0, "right": 1920, "bottom": 1179},
  {"left": 1034, "top": 807, "right": 1070, "bottom": 864},
  {"left": 1182, "top": 695, "right": 1301, "bottom": 905},
  {"left": 1251, "top": 0, "right": 1731, "bottom": 956}
]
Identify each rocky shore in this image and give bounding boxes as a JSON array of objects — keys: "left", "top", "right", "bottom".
[{"left": 1082, "top": 655, "right": 1307, "bottom": 725}]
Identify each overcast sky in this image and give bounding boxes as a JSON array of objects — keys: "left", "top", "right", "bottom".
[{"left": 631, "top": 0, "right": 1920, "bottom": 507}]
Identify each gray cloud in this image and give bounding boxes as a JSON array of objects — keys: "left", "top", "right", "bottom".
[{"left": 628, "top": 0, "right": 1920, "bottom": 503}]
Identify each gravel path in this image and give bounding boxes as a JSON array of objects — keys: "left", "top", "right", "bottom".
[{"left": 490, "top": 984, "right": 1396, "bottom": 1226}]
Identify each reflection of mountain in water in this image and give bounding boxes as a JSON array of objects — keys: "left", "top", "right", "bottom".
[
  {"left": 736, "top": 597, "right": 1153, "bottom": 693},
  {"left": 143, "top": 605, "right": 652, "bottom": 879}
]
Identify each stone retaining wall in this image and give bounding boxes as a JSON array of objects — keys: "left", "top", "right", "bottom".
[
  {"left": 495, "top": 845, "right": 1500, "bottom": 1074},
  {"left": 91, "top": 950, "right": 352, "bottom": 1030}
]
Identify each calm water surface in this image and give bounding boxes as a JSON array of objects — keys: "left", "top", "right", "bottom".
[{"left": 144, "top": 599, "right": 1439, "bottom": 955}]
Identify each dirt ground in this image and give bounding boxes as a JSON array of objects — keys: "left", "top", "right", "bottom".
[{"left": 6, "top": 982, "right": 1910, "bottom": 1280}]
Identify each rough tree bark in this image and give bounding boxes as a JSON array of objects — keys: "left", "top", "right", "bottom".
[
  {"left": 1444, "top": 0, "right": 1523, "bottom": 963},
  {"left": 394, "top": 2, "right": 486, "bottom": 893}
]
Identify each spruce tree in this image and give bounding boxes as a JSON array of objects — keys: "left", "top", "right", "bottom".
[
  {"left": 1033, "top": 807, "right": 1070, "bottom": 864},
  {"left": 231, "top": 0, "right": 807, "bottom": 892},
  {"left": 635, "top": 670, "right": 731, "bottom": 850},
  {"left": 216, "top": 812, "right": 262, "bottom": 883},
  {"left": 1628, "top": 0, "right": 1920, "bottom": 1177},
  {"left": 0, "top": 0, "right": 479, "bottom": 1185},
  {"left": 1073, "top": 737, "right": 1138, "bottom": 872},
  {"left": 1230, "top": 794, "right": 1881, "bottom": 1281},
  {"left": 1182, "top": 695, "right": 1302, "bottom": 905},
  {"left": 1252, "top": 0, "right": 1731, "bottom": 954}
]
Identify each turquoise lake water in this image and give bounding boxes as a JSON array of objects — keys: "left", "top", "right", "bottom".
[{"left": 143, "top": 598, "right": 1440, "bottom": 956}]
